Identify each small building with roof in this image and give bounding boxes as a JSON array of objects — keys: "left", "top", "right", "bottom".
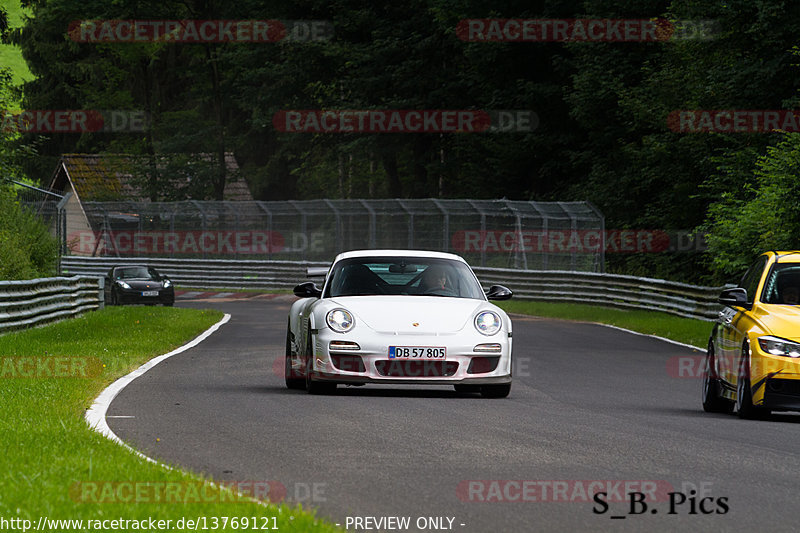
[{"left": 48, "top": 153, "right": 253, "bottom": 255}]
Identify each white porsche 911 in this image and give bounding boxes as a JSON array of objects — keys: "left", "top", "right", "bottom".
[{"left": 284, "top": 250, "right": 514, "bottom": 398}]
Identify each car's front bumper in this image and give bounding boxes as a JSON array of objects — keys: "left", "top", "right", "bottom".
[
  {"left": 750, "top": 344, "right": 800, "bottom": 410},
  {"left": 304, "top": 328, "right": 512, "bottom": 386},
  {"left": 115, "top": 287, "right": 175, "bottom": 305}
]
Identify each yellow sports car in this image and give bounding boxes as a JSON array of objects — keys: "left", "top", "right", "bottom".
[{"left": 704, "top": 251, "right": 800, "bottom": 419}]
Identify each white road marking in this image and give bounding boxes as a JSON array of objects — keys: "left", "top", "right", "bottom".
[
  {"left": 85, "top": 314, "right": 231, "bottom": 463},
  {"left": 83, "top": 313, "right": 271, "bottom": 507}
]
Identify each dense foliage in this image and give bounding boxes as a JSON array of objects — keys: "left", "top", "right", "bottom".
[
  {"left": 4, "top": 0, "right": 800, "bottom": 282},
  {"left": 0, "top": 185, "right": 60, "bottom": 279}
]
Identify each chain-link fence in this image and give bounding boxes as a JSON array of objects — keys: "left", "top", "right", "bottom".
[
  {"left": 9, "top": 179, "right": 69, "bottom": 254},
  {"left": 69, "top": 199, "right": 605, "bottom": 271}
]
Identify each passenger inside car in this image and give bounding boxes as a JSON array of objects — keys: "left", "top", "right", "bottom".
[
  {"left": 781, "top": 285, "right": 800, "bottom": 305},
  {"left": 336, "top": 263, "right": 380, "bottom": 295}
]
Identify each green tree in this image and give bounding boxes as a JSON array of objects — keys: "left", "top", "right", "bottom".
[{"left": 703, "top": 133, "right": 800, "bottom": 280}]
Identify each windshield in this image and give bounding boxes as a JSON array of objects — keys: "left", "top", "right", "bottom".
[
  {"left": 115, "top": 266, "right": 158, "bottom": 280},
  {"left": 761, "top": 263, "right": 800, "bottom": 304},
  {"left": 324, "top": 257, "right": 485, "bottom": 299}
]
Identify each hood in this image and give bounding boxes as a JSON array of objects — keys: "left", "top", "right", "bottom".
[
  {"left": 329, "top": 296, "right": 486, "bottom": 334},
  {"left": 753, "top": 304, "right": 800, "bottom": 341}
]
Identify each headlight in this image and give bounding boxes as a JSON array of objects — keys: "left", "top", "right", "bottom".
[
  {"left": 758, "top": 336, "right": 800, "bottom": 358},
  {"left": 326, "top": 308, "right": 355, "bottom": 333},
  {"left": 475, "top": 311, "right": 501, "bottom": 336},
  {"left": 116, "top": 281, "right": 131, "bottom": 289},
  {"left": 163, "top": 279, "right": 172, "bottom": 288}
]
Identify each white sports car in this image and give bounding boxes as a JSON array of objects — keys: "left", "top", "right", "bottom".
[{"left": 284, "top": 250, "right": 514, "bottom": 398}]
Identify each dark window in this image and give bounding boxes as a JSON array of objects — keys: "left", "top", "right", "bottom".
[
  {"left": 761, "top": 263, "right": 800, "bottom": 304},
  {"left": 739, "top": 256, "right": 768, "bottom": 304},
  {"left": 324, "top": 257, "right": 485, "bottom": 299}
]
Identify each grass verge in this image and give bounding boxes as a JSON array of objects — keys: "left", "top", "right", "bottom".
[
  {"left": 0, "top": 306, "right": 341, "bottom": 532},
  {"left": 496, "top": 300, "right": 710, "bottom": 349},
  {"left": 0, "top": 0, "right": 33, "bottom": 89}
]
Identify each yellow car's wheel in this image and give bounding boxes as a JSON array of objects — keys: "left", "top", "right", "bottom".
[
  {"left": 736, "top": 342, "right": 770, "bottom": 420},
  {"left": 702, "top": 341, "right": 734, "bottom": 413}
]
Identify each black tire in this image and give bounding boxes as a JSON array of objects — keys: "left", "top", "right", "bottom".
[
  {"left": 163, "top": 301, "right": 174, "bottom": 307},
  {"left": 454, "top": 384, "right": 481, "bottom": 393},
  {"left": 284, "top": 327, "right": 305, "bottom": 390},
  {"left": 304, "top": 331, "right": 336, "bottom": 395},
  {"left": 481, "top": 383, "right": 511, "bottom": 398},
  {"left": 736, "top": 342, "right": 770, "bottom": 420},
  {"left": 702, "top": 342, "right": 734, "bottom": 413},
  {"left": 111, "top": 290, "right": 119, "bottom": 306}
]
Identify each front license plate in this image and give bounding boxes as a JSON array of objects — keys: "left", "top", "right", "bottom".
[
  {"left": 389, "top": 346, "right": 446, "bottom": 359},
  {"left": 142, "top": 291, "right": 159, "bottom": 297}
]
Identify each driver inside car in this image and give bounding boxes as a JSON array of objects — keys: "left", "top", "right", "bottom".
[{"left": 419, "top": 265, "right": 449, "bottom": 293}]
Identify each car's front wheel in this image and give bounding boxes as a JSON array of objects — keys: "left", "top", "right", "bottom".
[
  {"left": 304, "top": 331, "right": 336, "bottom": 395},
  {"left": 702, "top": 341, "right": 734, "bottom": 413},
  {"left": 481, "top": 383, "right": 511, "bottom": 398},
  {"left": 284, "top": 326, "right": 304, "bottom": 390},
  {"left": 736, "top": 342, "right": 770, "bottom": 420}
]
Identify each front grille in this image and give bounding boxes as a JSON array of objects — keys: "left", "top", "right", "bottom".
[
  {"left": 330, "top": 354, "right": 366, "bottom": 373},
  {"left": 467, "top": 356, "right": 500, "bottom": 374},
  {"left": 375, "top": 360, "right": 459, "bottom": 377}
]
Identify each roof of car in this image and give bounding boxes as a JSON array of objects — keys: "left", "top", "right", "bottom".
[
  {"left": 333, "top": 249, "right": 467, "bottom": 263},
  {"left": 770, "top": 251, "right": 800, "bottom": 261}
]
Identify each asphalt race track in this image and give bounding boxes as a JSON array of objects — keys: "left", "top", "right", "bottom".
[{"left": 108, "top": 299, "right": 800, "bottom": 532}]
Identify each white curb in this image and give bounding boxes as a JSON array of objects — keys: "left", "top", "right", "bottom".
[{"left": 85, "top": 313, "right": 232, "bottom": 464}]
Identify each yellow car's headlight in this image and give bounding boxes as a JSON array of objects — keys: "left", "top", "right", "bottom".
[{"left": 758, "top": 336, "right": 800, "bottom": 358}]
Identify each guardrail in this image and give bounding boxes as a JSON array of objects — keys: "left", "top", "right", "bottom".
[
  {"left": 61, "top": 256, "right": 329, "bottom": 291},
  {"left": 60, "top": 256, "right": 726, "bottom": 321},
  {"left": 0, "top": 276, "right": 104, "bottom": 334},
  {"left": 472, "top": 267, "right": 727, "bottom": 321}
]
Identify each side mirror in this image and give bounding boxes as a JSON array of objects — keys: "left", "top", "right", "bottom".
[
  {"left": 718, "top": 287, "right": 747, "bottom": 308},
  {"left": 486, "top": 284, "right": 513, "bottom": 301},
  {"left": 294, "top": 281, "right": 322, "bottom": 299}
]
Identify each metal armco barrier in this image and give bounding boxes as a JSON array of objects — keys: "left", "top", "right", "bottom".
[
  {"left": 61, "top": 256, "right": 726, "bottom": 321},
  {"left": 0, "top": 276, "right": 103, "bottom": 334},
  {"left": 473, "top": 267, "right": 726, "bottom": 321},
  {"left": 61, "top": 256, "right": 329, "bottom": 291}
]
